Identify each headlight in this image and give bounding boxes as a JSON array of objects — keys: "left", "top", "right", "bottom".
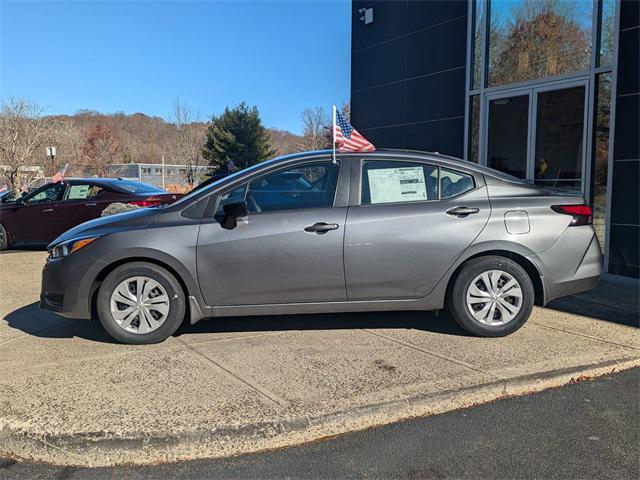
[{"left": 49, "top": 237, "right": 99, "bottom": 259}]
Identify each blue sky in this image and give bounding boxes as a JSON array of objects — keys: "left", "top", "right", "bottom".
[{"left": 0, "top": 0, "right": 351, "bottom": 133}]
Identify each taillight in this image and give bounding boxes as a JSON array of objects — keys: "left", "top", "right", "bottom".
[
  {"left": 129, "top": 197, "right": 163, "bottom": 207},
  {"left": 551, "top": 204, "right": 593, "bottom": 226}
]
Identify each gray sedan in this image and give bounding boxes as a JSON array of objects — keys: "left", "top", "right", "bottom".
[{"left": 40, "top": 150, "right": 602, "bottom": 344}]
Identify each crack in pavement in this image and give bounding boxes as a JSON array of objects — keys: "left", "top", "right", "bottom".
[
  {"left": 360, "top": 329, "right": 500, "bottom": 379},
  {"left": 173, "top": 337, "right": 290, "bottom": 408},
  {"left": 530, "top": 322, "right": 640, "bottom": 350}
]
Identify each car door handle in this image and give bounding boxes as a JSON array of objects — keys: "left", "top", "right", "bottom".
[
  {"left": 42, "top": 208, "right": 54, "bottom": 213},
  {"left": 446, "top": 206, "right": 479, "bottom": 217},
  {"left": 85, "top": 202, "right": 97, "bottom": 207},
  {"left": 304, "top": 222, "right": 339, "bottom": 233}
]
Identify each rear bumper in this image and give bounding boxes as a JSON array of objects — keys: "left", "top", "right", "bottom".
[{"left": 530, "top": 228, "right": 603, "bottom": 305}]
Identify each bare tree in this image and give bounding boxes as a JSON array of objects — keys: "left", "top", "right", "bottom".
[
  {"left": 298, "top": 107, "right": 331, "bottom": 151},
  {"left": 81, "top": 123, "right": 123, "bottom": 177},
  {"left": 172, "top": 98, "right": 207, "bottom": 186},
  {"left": 0, "top": 97, "right": 55, "bottom": 193}
]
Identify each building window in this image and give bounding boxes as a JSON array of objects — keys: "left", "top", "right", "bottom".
[
  {"left": 142, "top": 167, "right": 152, "bottom": 175},
  {"left": 592, "top": 73, "right": 612, "bottom": 248},
  {"left": 487, "top": 0, "right": 594, "bottom": 87},
  {"left": 468, "top": 95, "right": 480, "bottom": 163},
  {"left": 472, "top": 0, "right": 486, "bottom": 89},
  {"left": 598, "top": 0, "right": 616, "bottom": 67}
]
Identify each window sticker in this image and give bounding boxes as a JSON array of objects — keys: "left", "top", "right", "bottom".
[
  {"left": 67, "top": 185, "right": 90, "bottom": 200},
  {"left": 367, "top": 166, "right": 427, "bottom": 204}
]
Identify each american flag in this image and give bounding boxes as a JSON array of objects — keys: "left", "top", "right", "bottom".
[
  {"left": 51, "top": 164, "right": 67, "bottom": 184},
  {"left": 334, "top": 110, "right": 375, "bottom": 152}
]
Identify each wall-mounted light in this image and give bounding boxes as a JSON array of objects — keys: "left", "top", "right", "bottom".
[{"left": 358, "top": 7, "right": 374, "bottom": 25}]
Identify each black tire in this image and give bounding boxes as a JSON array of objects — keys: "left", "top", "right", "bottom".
[
  {"left": 96, "top": 262, "right": 186, "bottom": 344},
  {"left": 0, "top": 223, "right": 7, "bottom": 251},
  {"left": 447, "top": 256, "right": 534, "bottom": 337}
]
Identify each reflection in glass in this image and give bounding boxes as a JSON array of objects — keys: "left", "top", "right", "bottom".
[
  {"left": 488, "top": 0, "right": 593, "bottom": 86},
  {"left": 472, "top": 0, "right": 486, "bottom": 88},
  {"left": 592, "top": 74, "right": 612, "bottom": 247},
  {"left": 487, "top": 95, "right": 529, "bottom": 178},
  {"left": 469, "top": 96, "right": 480, "bottom": 163},
  {"left": 534, "top": 86, "right": 585, "bottom": 192},
  {"left": 599, "top": 0, "right": 616, "bottom": 67}
]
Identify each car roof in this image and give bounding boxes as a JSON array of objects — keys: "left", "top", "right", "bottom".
[{"left": 277, "top": 149, "right": 528, "bottom": 184}]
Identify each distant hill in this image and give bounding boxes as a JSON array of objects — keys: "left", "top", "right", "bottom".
[{"left": 45, "top": 111, "right": 303, "bottom": 168}]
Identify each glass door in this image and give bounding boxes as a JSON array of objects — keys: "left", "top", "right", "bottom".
[
  {"left": 531, "top": 83, "right": 588, "bottom": 192},
  {"left": 482, "top": 80, "right": 589, "bottom": 193},
  {"left": 485, "top": 92, "right": 530, "bottom": 179}
]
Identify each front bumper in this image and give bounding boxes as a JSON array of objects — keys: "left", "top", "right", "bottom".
[{"left": 40, "top": 253, "right": 107, "bottom": 319}]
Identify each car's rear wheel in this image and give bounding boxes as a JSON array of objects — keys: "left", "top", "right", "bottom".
[
  {"left": 447, "top": 256, "right": 534, "bottom": 337},
  {"left": 96, "top": 262, "right": 186, "bottom": 344},
  {"left": 0, "top": 223, "right": 7, "bottom": 251}
]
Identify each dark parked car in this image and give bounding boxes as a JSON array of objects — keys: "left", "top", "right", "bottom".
[
  {"left": 0, "top": 178, "right": 180, "bottom": 250},
  {"left": 40, "top": 150, "right": 602, "bottom": 344}
]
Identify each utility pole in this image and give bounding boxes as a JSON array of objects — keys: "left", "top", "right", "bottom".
[{"left": 161, "top": 155, "right": 165, "bottom": 190}]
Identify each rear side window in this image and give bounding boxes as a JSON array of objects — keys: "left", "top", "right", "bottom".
[
  {"left": 440, "top": 168, "right": 475, "bottom": 199},
  {"left": 63, "top": 184, "right": 104, "bottom": 201},
  {"left": 362, "top": 161, "right": 439, "bottom": 205},
  {"left": 361, "top": 161, "right": 475, "bottom": 205}
]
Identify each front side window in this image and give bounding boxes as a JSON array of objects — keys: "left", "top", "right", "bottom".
[
  {"left": 63, "top": 184, "right": 104, "bottom": 201},
  {"left": 26, "top": 183, "right": 65, "bottom": 204},
  {"left": 361, "top": 161, "right": 439, "bottom": 205},
  {"left": 246, "top": 161, "right": 340, "bottom": 213},
  {"left": 215, "top": 184, "right": 247, "bottom": 217}
]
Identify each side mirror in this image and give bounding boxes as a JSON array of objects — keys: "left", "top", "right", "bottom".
[
  {"left": 15, "top": 197, "right": 24, "bottom": 207},
  {"left": 221, "top": 201, "right": 248, "bottom": 230}
]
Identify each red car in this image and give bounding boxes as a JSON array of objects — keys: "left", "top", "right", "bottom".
[{"left": 0, "top": 178, "right": 181, "bottom": 250}]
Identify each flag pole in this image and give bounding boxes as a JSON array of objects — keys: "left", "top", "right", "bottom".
[{"left": 332, "top": 105, "right": 337, "bottom": 164}]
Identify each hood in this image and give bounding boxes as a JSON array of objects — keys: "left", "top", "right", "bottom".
[{"left": 49, "top": 207, "right": 160, "bottom": 248}]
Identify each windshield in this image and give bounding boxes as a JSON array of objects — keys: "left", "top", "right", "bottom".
[{"left": 112, "top": 180, "right": 165, "bottom": 194}]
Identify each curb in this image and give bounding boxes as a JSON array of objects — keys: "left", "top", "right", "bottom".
[{"left": 1, "top": 357, "right": 639, "bottom": 467}]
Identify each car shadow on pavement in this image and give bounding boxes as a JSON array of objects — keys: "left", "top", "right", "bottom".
[
  {"left": 175, "top": 309, "right": 470, "bottom": 337},
  {"left": 4, "top": 302, "right": 119, "bottom": 343},
  {"left": 545, "top": 276, "right": 639, "bottom": 328},
  {"left": 5, "top": 302, "right": 470, "bottom": 342}
]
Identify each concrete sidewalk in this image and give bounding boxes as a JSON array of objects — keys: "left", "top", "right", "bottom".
[{"left": 0, "top": 251, "right": 638, "bottom": 466}]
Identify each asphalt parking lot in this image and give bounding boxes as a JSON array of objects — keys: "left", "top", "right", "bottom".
[{"left": 0, "top": 251, "right": 638, "bottom": 467}]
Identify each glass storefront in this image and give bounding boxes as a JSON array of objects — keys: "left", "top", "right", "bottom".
[{"left": 467, "top": 0, "right": 616, "bottom": 252}]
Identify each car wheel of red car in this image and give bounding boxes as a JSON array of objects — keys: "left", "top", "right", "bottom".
[{"left": 0, "top": 223, "right": 7, "bottom": 251}]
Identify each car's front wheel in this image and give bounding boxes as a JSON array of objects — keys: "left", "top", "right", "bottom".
[
  {"left": 447, "top": 256, "right": 534, "bottom": 337},
  {"left": 96, "top": 262, "right": 186, "bottom": 344}
]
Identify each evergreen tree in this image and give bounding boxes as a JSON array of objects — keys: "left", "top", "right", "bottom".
[{"left": 202, "top": 102, "right": 275, "bottom": 171}]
